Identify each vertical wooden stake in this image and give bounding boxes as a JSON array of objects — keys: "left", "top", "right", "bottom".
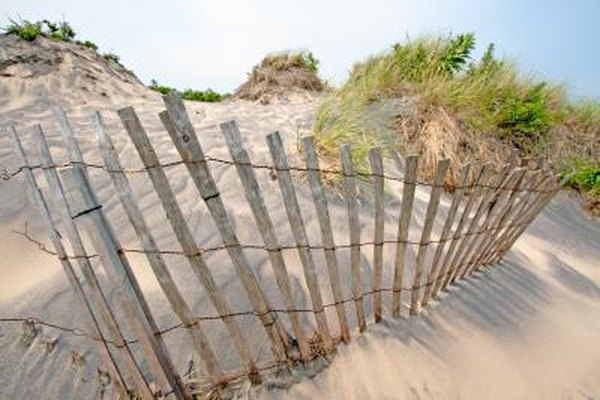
[
  {"left": 159, "top": 96, "right": 289, "bottom": 362},
  {"left": 93, "top": 112, "right": 225, "bottom": 383},
  {"left": 57, "top": 117, "right": 188, "bottom": 399},
  {"left": 7, "top": 124, "right": 133, "bottom": 398},
  {"left": 409, "top": 159, "right": 449, "bottom": 315},
  {"left": 369, "top": 149, "right": 385, "bottom": 323},
  {"left": 220, "top": 120, "right": 311, "bottom": 360},
  {"left": 117, "top": 107, "right": 260, "bottom": 382},
  {"left": 434, "top": 163, "right": 492, "bottom": 296},
  {"left": 339, "top": 144, "right": 366, "bottom": 332},
  {"left": 391, "top": 155, "right": 418, "bottom": 318},
  {"left": 421, "top": 163, "right": 471, "bottom": 307},
  {"left": 302, "top": 136, "right": 351, "bottom": 342},
  {"left": 267, "top": 132, "right": 333, "bottom": 352}
]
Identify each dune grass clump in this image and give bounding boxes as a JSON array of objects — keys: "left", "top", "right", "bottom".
[
  {"left": 313, "top": 33, "right": 599, "bottom": 211},
  {"left": 149, "top": 80, "right": 228, "bottom": 102},
  {"left": 234, "top": 50, "right": 323, "bottom": 103}
]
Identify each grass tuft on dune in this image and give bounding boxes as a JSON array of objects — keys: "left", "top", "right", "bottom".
[{"left": 313, "top": 33, "right": 599, "bottom": 211}]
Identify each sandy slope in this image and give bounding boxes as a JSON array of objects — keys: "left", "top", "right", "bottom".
[{"left": 1, "top": 36, "right": 599, "bottom": 399}]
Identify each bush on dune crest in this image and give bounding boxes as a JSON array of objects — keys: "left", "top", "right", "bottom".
[
  {"left": 149, "top": 80, "right": 228, "bottom": 102},
  {"left": 234, "top": 50, "right": 323, "bottom": 103},
  {"left": 314, "top": 33, "right": 599, "bottom": 211},
  {"left": 3, "top": 18, "right": 126, "bottom": 65}
]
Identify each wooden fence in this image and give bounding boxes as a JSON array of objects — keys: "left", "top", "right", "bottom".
[{"left": 6, "top": 94, "right": 562, "bottom": 399}]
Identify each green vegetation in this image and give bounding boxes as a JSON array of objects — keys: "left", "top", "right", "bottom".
[
  {"left": 314, "top": 33, "right": 599, "bottom": 211},
  {"left": 149, "top": 80, "right": 228, "bottom": 102},
  {"left": 235, "top": 50, "right": 323, "bottom": 103},
  {"left": 102, "top": 52, "right": 120, "bottom": 63},
  {"left": 3, "top": 19, "right": 42, "bottom": 41},
  {"left": 261, "top": 50, "right": 320, "bottom": 74},
  {"left": 75, "top": 40, "right": 98, "bottom": 50},
  {"left": 3, "top": 18, "right": 104, "bottom": 57},
  {"left": 563, "top": 158, "right": 600, "bottom": 212}
]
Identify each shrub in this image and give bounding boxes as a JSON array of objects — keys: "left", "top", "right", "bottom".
[
  {"left": 75, "top": 40, "right": 98, "bottom": 50},
  {"left": 181, "top": 88, "right": 225, "bottom": 102},
  {"left": 43, "top": 20, "right": 75, "bottom": 41},
  {"left": 103, "top": 52, "right": 120, "bottom": 63},
  {"left": 149, "top": 80, "right": 228, "bottom": 102},
  {"left": 3, "top": 19, "right": 42, "bottom": 41},
  {"left": 149, "top": 79, "right": 177, "bottom": 95}
]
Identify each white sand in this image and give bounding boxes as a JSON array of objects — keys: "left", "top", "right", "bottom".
[{"left": 1, "top": 36, "right": 599, "bottom": 399}]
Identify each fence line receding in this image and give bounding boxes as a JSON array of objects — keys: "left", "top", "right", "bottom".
[{"left": 5, "top": 94, "right": 561, "bottom": 399}]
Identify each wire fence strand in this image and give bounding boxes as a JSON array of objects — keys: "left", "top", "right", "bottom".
[{"left": 1, "top": 156, "right": 558, "bottom": 194}]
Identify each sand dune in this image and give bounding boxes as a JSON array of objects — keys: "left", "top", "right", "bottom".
[{"left": 1, "top": 36, "right": 599, "bottom": 399}]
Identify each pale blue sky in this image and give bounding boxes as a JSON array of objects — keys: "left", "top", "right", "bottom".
[{"left": 3, "top": 0, "right": 599, "bottom": 98}]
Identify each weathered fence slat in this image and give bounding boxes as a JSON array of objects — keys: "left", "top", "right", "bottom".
[
  {"left": 220, "top": 120, "right": 311, "bottom": 360},
  {"left": 369, "top": 149, "right": 385, "bottom": 323},
  {"left": 449, "top": 164, "right": 513, "bottom": 283},
  {"left": 457, "top": 167, "right": 524, "bottom": 280},
  {"left": 160, "top": 96, "right": 289, "bottom": 362},
  {"left": 266, "top": 131, "right": 333, "bottom": 352},
  {"left": 435, "top": 163, "right": 492, "bottom": 295},
  {"left": 487, "top": 173, "right": 560, "bottom": 264},
  {"left": 33, "top": 124, "right": 154, "bottom": 397},
  {"left": 409, "top": 158, "right": 449, "bottom": 315},
  {"left": 421, "top": 163, "right": 471, "bottom": 307},
  {"left": 117, "top": 107, "right": 260, "bottom": 383},
  {"left": 94, "top": 112, "right": 225, "bottom": 382},
  {"left": 60, "top": 164, "right": 186, "bottom": 399},
  {"left": 466, "top": 168, "right": 530, "bottom": 275},
  {"left": 480, "top": 174, "right": 550, "bottom": 265},
  {"left": 302, "top": 136, "right": 351, "bottom": 341},
  {"left": 391, "top": 155, "right": 419, "bottom": 318},
  {"left": 8, "top": 125, "right": 134, "bottom": 398},
  {"left": 339, "top": 144, "right": 367, "bottom": 332}
]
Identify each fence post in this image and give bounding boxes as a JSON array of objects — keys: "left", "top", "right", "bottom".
[
  {"left": 302, "top": 136, "right": 351, "bottom": 342},
  {"left": 421, "top": 163, "right": 471, "bottom": 307},
  {"left": 220, "top": 120, "right": 311, "bottom": 361},
  {"left": 466, "top": 168, "right": 531, "bottom": 275},
  {"left": 93, "top": 112, "right": 225, "bottom": 383},
  {"left": 369, "top": 149, "right": 385, "bottom": 323},
  {"left": 116, "top": 107, "right": 260, "bottom": 383},
  {"left": 409, "top": 158, "right": 449, "bottom": 315},
  {"left": 456, "top": 168, "right": 524, "bottom": 280},
  {"left": 55, "top": 120, "right": 188, "bottom": 398},
  {"left": 448, "top": 164, "right": 513, "bottom": 283},
  {"left": 391, "top": 155, "right": 418, "bottom": 318},
  {"left": 7, "top": 124, "right": 134, "bottom": 398},
  {"left": 159, "top": 96, "right": 289, "bottom": 363},
  {"left": 339, "top": 144, "right": 366, "bottom": 332},
  {"left": 266, "top": 132, "right": 334, "bottom": 352},
  {"left": 487, "top": 173, "right": 561, "bottom": 264},
  {"left": 434, "top": 163, "right": 492, "bottom": 295},
  {"left": 479, "top": 174, "right": 549, "bottom": 265}
]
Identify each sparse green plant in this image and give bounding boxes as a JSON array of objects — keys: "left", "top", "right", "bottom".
[
  {"left": 103, "top": 52, "right": 120, "bottom": 63},
  {"left": 43, "top": 20, "right": 75, "bottom": 41},
  {"left": 563, "top": 158, "right": 600, "bottom": 212},
  {"left": 149, "top": 80, "right": 228, "bottom": 102},
  {"left": 75, "top": 40, "right": 98, "bottom": 50},
  {"left": 3, "top": 19, "right": 42, "bottom": 41},
  {"left": 149, "top": 79, "right": 177, "bottom": 95}
]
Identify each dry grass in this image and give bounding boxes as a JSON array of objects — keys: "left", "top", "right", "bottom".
[
  {"left": 312, "top": 33, "right": 599, "bottom": 210},
  {"left": 234, "top": 51, "right": 323, "bottom": 104}
]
